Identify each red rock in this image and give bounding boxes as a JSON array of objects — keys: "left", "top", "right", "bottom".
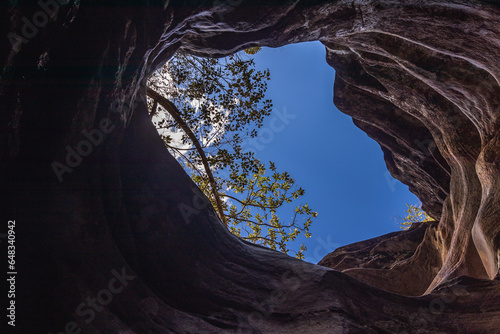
[{"left": 1, "top": 1, "right": 499, "bottom": 332}]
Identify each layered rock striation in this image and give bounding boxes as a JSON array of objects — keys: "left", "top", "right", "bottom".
[{"left": 1, "top": 0, "right": 499, "bottom": 333}]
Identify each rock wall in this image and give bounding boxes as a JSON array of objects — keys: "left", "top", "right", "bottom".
[
  {"left": 1, "top": 0, "right": 499, "bottom": 333},
  {"left": 318, "top": 222, "right": 445, "bottom": 296}
]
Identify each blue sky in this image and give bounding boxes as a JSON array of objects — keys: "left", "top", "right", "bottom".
[{"left": 249, "top": 41, "right": 421, "bottom": 263}]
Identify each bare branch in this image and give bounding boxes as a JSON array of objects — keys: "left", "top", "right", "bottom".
[
  {"left": 147, "top": 88, "right": 228, "bottom": 227},
  {"left": 149, "top": 99, "right": 158, "bottom": 118}
]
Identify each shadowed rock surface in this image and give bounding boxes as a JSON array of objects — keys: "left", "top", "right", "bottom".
[{"left": 1, "top": 0, "right": 499, "bottom": 333}]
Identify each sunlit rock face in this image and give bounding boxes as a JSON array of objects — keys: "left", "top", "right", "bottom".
[
  {"left": 318, "top": 222, "right": 444, "bottom": 296},
  {"left": 1, "top": 1, "right": 499, "bottom": 333}
]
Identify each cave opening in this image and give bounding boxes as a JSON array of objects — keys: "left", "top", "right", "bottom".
[
  {"left": 2, "top": 1, "right": 499, "bottom": 332},
  {"left": 144, "top": 40, "right": 424, "bottom": 265}
]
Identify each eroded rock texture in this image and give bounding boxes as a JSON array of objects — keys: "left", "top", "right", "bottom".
[
  {"left": 318, "top": 222, "right": 442, "bottom": 296},
  {"left": 1, "top": 0, "right": 499, "bottom": 333}
]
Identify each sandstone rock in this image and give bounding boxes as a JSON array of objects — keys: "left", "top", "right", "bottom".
[
  {"left": 318, "top": 222, "right": 444, "bottom": 296},
  {"left": 1, "top": 1, "right": 499, "bottom": 333}
]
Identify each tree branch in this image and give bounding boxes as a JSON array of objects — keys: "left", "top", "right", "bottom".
[
  {"left": 149, "top": 99, "right": 158, "bottom": 118},
  {"left": 227, "top": 215, "right": 300, "bottom": 230},
  {"left": 220, "top": 193, "right": 282, "bottom": 210},
  {"left": 147, "top": 88, "right": 228, "bottom": 227},
  {"left": 242, "top": 235, "right": 274, "bottom": 244}
]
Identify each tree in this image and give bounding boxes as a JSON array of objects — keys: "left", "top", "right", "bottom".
[
  {"left": 147, "top": 49, "right": 317, "bottom": 259},
  {"left": 398, "top": 203, "right": 434, "bottom": 230}
]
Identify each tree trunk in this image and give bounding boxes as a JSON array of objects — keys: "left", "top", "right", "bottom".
[
  {"left": 1, "top": 1, "right": 499, "bottom": 333},
  {"left": 146, "top": 88, "right": 228, "bottom": 227}
]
